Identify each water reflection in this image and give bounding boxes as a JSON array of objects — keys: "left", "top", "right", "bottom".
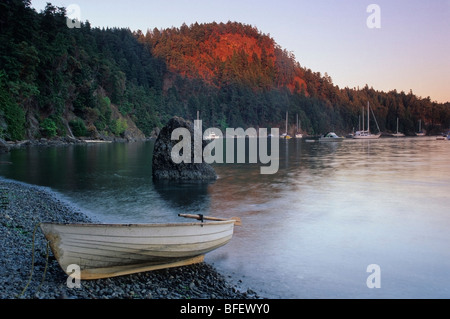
[
  {"left": 153, "top": 180, "right": 213, "bottom": 212},
  {"left": 1, "top": 138, "right": 450, "bottom": 298}
]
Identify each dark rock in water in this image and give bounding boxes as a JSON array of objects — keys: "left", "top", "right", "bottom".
[{"left": 152, "top": 116, "right": 217, "bottom": 180}]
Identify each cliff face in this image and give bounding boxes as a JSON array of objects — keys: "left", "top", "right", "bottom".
[{"left": 142, "top": 22, "right": 307, "bottom": 92}]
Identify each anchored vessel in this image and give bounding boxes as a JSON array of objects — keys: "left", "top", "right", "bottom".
[
  {"left": 353, "top": 102, "right": 381, "bottom": 139},
  {"left": 319, "top": 132, "right": 344, "bottom": 142},
  {"left": 391, "top": 118, "right": 405, "bottom": 137}
]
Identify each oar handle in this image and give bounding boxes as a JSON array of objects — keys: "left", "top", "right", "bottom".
[{"left": 178, "top": 214, "right": 242, "bottom": 226}]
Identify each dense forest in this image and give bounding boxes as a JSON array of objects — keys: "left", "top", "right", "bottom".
[{"left": 1, "top": 0, "right": 449, "bottom": 142}]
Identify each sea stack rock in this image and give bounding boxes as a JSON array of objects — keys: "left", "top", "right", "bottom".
[{"left": 152, "top": 116, "right": 217, "bottom": 181}]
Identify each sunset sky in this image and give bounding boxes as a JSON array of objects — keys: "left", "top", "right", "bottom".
[{"left": 31, "top": 0, "right": 450, "bottom": 103}]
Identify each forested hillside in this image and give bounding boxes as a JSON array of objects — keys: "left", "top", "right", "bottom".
[
  {"left": 141, "top": 21, "right": 450, "bottom": 136},
  {"left": 0, "top": 0, "right": 165, "bottom": 140},
  {"left": 139, "top": 22, "right": 307, "bottom": 91},
  {"left": 1, "top": 0, "right": 449, "bottom": 142}
]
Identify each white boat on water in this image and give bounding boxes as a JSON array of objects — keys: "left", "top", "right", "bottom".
[
  {"left": 353, "top": 131, "right": 381, "bottom": 139},
  {"left": 391, "top": 132, "right": 405, "bottom": 138},
  {"left": 391, "top": 118, "right": 405, "bottom": 137},
  {"left": 281, "top": 111, "right": 292, "bottom": 139},
  {"left": 416, "top": 132, "right": 426, "bottom": 136},
  {"left": 319, "top": 132, "right": 344, "bottom": 142},
  {"left": 40, "top": 215, "right": 239, "bottom": 280},
  {"left": 295, "top": 114, "right": 303, "bottom": 138},
  {"left": 353, "top": 102, "right": 381, "bottom": 140},
  {"left": 204, "top": 132, "right": 220, "bottom": 140},
  {"left": 416, "top": 120, "right": 426, "bottom": 136}
]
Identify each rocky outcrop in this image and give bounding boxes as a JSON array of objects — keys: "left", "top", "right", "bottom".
[
  {"left": 109, "top": 103, "right": 146, "bottom": 142},
  {"left": 152, "top": 117, "right": 217, "bottom": 180}
]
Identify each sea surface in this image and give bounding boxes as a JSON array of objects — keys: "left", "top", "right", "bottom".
[{"left": 1, "top": 137, "right": 449, "bottom": 299}]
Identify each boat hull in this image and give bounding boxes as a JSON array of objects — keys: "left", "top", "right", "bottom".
[
  {"left": 353, "top": 134, "right": 381, "bottom": 140},
  {"left": 319, "top": 132, "right": 344, "bottom": 142},
  {"left": 319, "top": 137, "right": 344, "bottom": 142},
  {"left": 40, "top": 221, "right": 234, "bottom": 279}
]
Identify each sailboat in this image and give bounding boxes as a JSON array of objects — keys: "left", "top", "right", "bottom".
[
  {"left": 295, "top": 114, "right": 303, "bottom": 138},
  {"left": 391, "top": 118, "right": 405, "bottom": 137},
  {"left": 353, "top": 102, "right": 381, "bottom": 139},
  {"left": 416, "top": 120, "right": 426, "bottom": 136},
  {"left": 281, "top": 111, "right": 292, "bottom": 139}
]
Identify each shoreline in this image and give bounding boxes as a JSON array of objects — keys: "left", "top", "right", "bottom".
[
  {"left": 0, "top": 177, "right": 261, "bottom": 299},
  {"left": 1, "top": 136, "right": 154, "bottom": 153}
]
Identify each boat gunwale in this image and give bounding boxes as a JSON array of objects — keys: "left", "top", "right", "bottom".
[{"left": 40, "top": 220, "right": 235, "bottom": 229}]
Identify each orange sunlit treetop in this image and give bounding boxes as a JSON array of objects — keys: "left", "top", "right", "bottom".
[{"left": 139, "top": 22, "right": 306, "bottom": 93}]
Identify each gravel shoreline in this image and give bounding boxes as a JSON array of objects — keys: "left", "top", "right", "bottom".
[{"left": 0, "top": 178, "right": 261, "bottom": 300}]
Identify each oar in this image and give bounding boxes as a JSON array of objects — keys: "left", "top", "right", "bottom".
[{"left": 178, "top": 214, "right": 242, "bottom": 226}]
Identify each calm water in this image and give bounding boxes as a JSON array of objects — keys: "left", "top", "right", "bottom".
[{"left": 1, "top": 137, "right": 449, "bottom": 299}]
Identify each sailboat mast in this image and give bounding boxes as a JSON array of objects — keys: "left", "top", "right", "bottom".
[
  {"left": 362, "top": 107, "right": 365, "bottom": 132},
  {"left": 196, "top": 110, "right": 199, "bottom": 129},
  {"left": 367, "top": 102, "right": 370, "bottom": 133},
  {"left": 286, "top": 111, "right": 288, "bottom": 134}
]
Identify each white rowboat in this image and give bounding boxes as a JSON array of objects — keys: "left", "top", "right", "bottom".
[{"left": 40, "top": 218, "right": 236, "bottom": 280}]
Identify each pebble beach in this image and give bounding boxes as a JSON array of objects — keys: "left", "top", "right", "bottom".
[{"left": 0, "top": 178, "right": 261, "bottom": 300}]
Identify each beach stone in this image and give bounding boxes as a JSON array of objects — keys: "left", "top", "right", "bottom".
[{"left": 152, "top": 116, "right": 217, "bottom": 180}]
